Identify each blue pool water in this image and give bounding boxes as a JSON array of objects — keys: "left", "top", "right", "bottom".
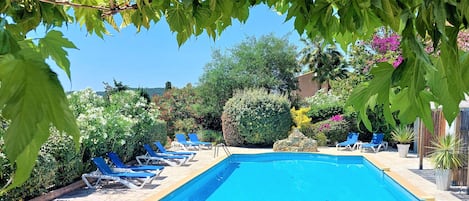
[{"left": 161, "top": 153, "right": 422, "bottom": 201}]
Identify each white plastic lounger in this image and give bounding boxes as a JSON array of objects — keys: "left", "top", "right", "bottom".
[
  {"left": 136, "top": 144, "right": 189, "bottom": 166},
  {"left": 82, "top": 157, "right": 156, "bottom": 189}
]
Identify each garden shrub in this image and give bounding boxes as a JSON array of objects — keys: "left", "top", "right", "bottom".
[
  {"left": 132, "top": 118, "right": 167, "bottom": 156},
  {"left": 42, "top": 128, "right": 83, "bottom": 187},
  {"left": 314, "top": 132, "right": 328, "bottom": 146},
  {"left": 308, "top": 117, "right": 350, "bottom": 145},
  {"left": 70, "top": 90, "right": 165, "bottom": 171},
  {"left": 0, "top": 149, "right": 58, "bottom": 201},
  {"left": 221, "top": 113, "right": 244, "bottom": 146},
  {"left": 152, "top": 84, "right": 202, "bottom": 139},
  {"left": 198, "top": 129, "right": 224, "bottom": 144},
  {"left": 305, "top": 89, "right": 344, "bottom": 123},
  {"left": 0, "top": 88, "right": 167, "bottom": 200},
  {"left": 222, "top": 88, "right": 292, "bottom": 146},
  {"left": 291, "top": 107, "right": 311, "bottom": 128},
  {"left": 174, "top": 118, "right": 200, "bottom": 134}
]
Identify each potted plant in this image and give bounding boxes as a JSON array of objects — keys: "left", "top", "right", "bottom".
[
  {"left": 391, "top": 125, "right": 415, "bottom": 158},
  {"left": 429, "top": 135, "right": 464, "bottom": 191}
]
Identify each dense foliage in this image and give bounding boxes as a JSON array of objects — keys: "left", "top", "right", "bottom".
[
  {"left": 198, "top": 34, "right": 300, "bottom": 131},
  {"left": 305, "top": 90, "right": 344, "bottom": 123},
  {"left": 197, "top": 129, "right": 224, "bottom": 144},
  {"left": 291, "top": 107, "right": 311, "bottom": 129},
  {"left": 300, "top": 115, "right": 350, "bottom": 145},
  {"left": 222, "top": 88, "right": 292, "bottom": 146},
  {"left": 2, "top": 0, "right": 469, "bottom": 190},
  {"left": 299, "top": 37, "right": 348, "bottom": 90},
  {"left": 152, "top": 84, "right": 202, "bottom": 138},
  {"left": 0, "top": 89, "right": 165, "bottom": 199}
]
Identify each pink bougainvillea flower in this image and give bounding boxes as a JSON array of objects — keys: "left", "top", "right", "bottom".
[{"left": 330, "top": 114, "right": 343, "bottom": 122}]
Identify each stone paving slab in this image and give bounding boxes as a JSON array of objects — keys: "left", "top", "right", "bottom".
[{"left": 54, "top": 147, "right": 462, "bottom": 201}]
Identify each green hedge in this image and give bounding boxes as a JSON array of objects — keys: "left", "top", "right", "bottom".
[
  {"left": 222, "top": 88, "right": 292, "bottom": 146},
  {"left": 198, "top": 129, "right": 224, "bottom": 144},
  {"left": 0, "top": 147, "right": 58, "bottom": 200}
]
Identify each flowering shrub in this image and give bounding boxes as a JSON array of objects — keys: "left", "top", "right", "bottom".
[
  {"left": 318, "top": 123, "right": 331, "bottom": 132},
  {"left": 371, "top": 33, "right": 403, "bottom": 68},
  {"left": 349, "top": 28, "right": 403, "bottom": 74},
  {"left": 310, "top": 119, "right": 350, "bottom": 144},
  {"left": 0, "top": 88, "right": 166, "bottom": 199},
  {"left": 291, "top": 107, "right": 311, "bottom": 129},
  {"left": 152, "top": 85, "right": 202, "bottom": 139},
  {"left": 330, "top": 114, "right": 343, "bottom": 122},
  {"left": 425, "top": 30, "right": 469, "bottom": 53},
  {"left": 305, "top": 89, "right": 344, "bottom": 123},
  {"left": 68, "top": 89, "right": 166, "bottom": 171}
]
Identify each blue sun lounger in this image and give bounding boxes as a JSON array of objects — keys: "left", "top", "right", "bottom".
[
  {"left": 136, "top": 144, "right": 189, "bottom": 166},
  {"left": 107, "top": 152, "right": 164, "bottom": 175},
  {"left": 361, "top": 133, "right": 385, "bottom": 153},
  {"left": 174, "top": 133, "right": 200, "bottom": 151},
  {"left": 188, "top": 133, "right": 212, "bottom": 149},
  {"left": 336, "top": 132, "right": 359, "bottom": 150},
  {"left": 154, "top": 141, "right": 196, "bottom": 160},
  {"left": 82, "top": 157, "right": 156, "bottom": 189}
]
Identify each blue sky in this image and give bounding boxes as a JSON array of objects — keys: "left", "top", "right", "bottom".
[{"left": 46, "top": 5, "right": 303, "bottom": 91}]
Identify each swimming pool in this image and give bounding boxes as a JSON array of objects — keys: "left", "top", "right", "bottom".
[{"left": 161, "top": 153, "right": 423, "bottom": 201}]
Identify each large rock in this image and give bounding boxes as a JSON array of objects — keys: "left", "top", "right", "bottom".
[{"left": 273, "top": 129, "right": 318, "bottom": 152}]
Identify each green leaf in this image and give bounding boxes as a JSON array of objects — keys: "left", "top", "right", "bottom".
[
  {"left": 427, "top": 27, "right": 464, "bottom": 125},
  {"left": 347, "top": 63, "right": 396, "bottom": 131},
  {"left": 379, "top": 0, "right": 400, "bottom": 31},
  {"left": 0, "top": 46, "right": 79, "bottom": 192},
  {"left": 432, "top": 0, "right": 446, "bottom": 38},
  {"left": 0, "top": 19, "right": 20, "bottom": 55},
  {"left": 210, "top": 0, "right": 217, "bottom": 11},
  {"left": 461, "top": 52, "right": 469, "bottom": 90},
  {"left": 218, "top": 1, "right": 233, "bottom": 17},
  {"left": 166, "top": 5, "right": 191, "bottom": 33},
  {"left": 38, "top": 30, "right": 78, "bottom": 79},
  {"left": 74, "top": 7, "right": 108, "bottom": 38},
  {"left": 232, "top": 0, "right": 249, "bottom": 23},
  {"left": 39, "top": 3, "right": 69, "bottom": 28}
]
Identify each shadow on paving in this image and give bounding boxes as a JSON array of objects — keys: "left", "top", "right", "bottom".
[{"left": 410, "top": 169, "right": 469, "bottom": 200}]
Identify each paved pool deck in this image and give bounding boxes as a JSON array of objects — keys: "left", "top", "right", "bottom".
[{"left": 54, "top": 147, "right": 461, "bottom": 201}]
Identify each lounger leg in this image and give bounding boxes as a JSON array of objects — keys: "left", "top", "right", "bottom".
[
  {"left": 82, "top": 174, "right": 94, "bottom": 188},
  {"left": 375, "top": 145, "right": 383, "bottom": 153}
]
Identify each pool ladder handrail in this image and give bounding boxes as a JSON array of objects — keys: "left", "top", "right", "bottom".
[{"left": 213, "top": 143, "right": 231, "bottom": 158}]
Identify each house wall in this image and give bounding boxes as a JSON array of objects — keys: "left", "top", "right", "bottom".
[{"left": 295, "top": 72, "right": 328, "bottom": 98}]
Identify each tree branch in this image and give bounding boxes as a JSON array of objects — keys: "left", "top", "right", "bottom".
[
  {"left": 37, "top": 0, "right": 140, "bottom": 17},
  {"left": 38, "top": 0, "right": 111, "bottom": 11}
]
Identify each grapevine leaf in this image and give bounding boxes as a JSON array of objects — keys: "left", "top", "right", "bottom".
[
  {"left": 38, "top": 30, "right": 78, "bottom": 79},
  {"left": 74, "top": 7, "right": 108, "bottom": 38},
  {"left": 427, "top": 27, "right": 464, "bottom": 124},
  {"left": 461, "top": 52, "right": 469, "bottom": 90},
  {"left": 0, "top": 46, "right": 79, "bottom": 191},
  {"left": 347, "top": 63, "right": 395, "bottom": 131},
  {"left": 218, "top": 1, "right": 233, "bottom": 17},
  {"left": 0, "top": 19, "right": 20, "bottom": 55}
]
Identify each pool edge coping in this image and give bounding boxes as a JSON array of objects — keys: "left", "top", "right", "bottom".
[
  {"left": 364, "top": 155, "right": 435, "bottom": 201},
  {"left": 145, "top": 154, "right": 229, "bottom": 201},
  {"left": 145, "top": 152, "right": 435, "bottom": 201}
]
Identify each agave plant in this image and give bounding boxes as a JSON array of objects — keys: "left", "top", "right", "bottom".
[
  {"left": 391, "top": 125, "right": 415, "bottom": 144},
  {"left": 429, "top": 135, "right": 464, "bottom": 170}
]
